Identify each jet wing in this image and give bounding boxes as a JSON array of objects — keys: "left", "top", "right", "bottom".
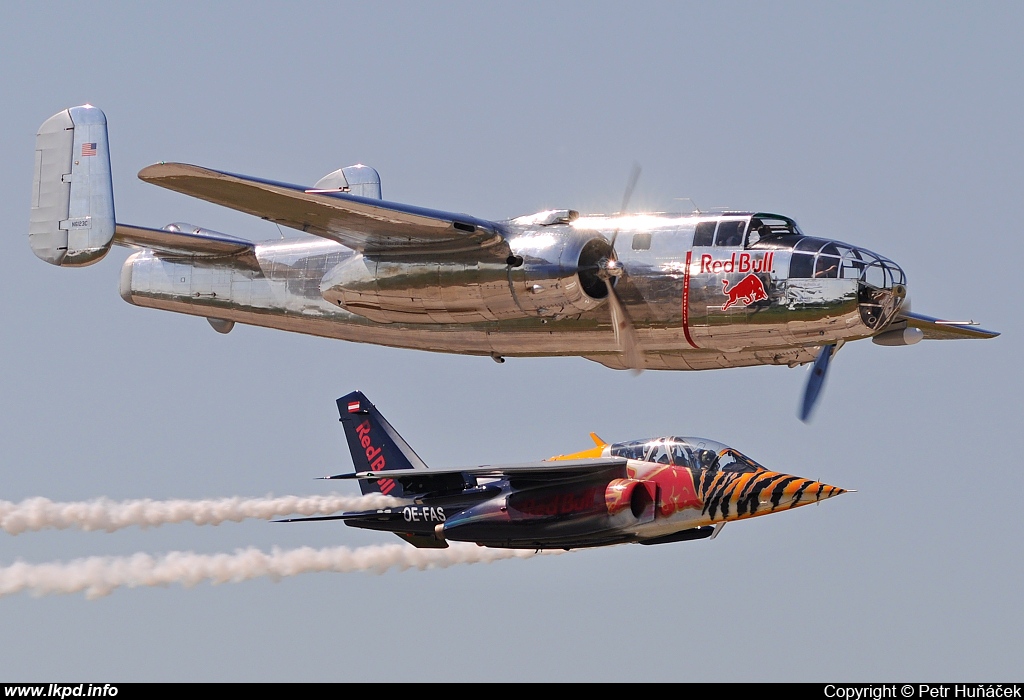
[
  {"left": 325, "top": 457, "right": 628, "bottom": 482},
  {"left": 898, "top": 311, "right": 999, "bottom": 340},
  {"left": 137, "top": 163, "right": 510, "bottom": 260}
]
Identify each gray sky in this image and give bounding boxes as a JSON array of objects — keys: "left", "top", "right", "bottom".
[{"left": 1, "top": 1, "right": 1021, "bottom": 681}]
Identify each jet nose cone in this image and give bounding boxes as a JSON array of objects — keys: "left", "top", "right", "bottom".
[
  {"left": 783, "top": 477, "right": 848, "bottom": 508},
  {"left": 729, "top": 472, "right": 848, "bottom": 519}
]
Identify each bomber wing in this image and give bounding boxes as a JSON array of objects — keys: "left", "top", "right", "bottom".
[
  {"left": 137, "top": 163, "right": 511, "bottom": 260},
  {"left": 897, "top": 311, "right": 999, "bottom": 340},
  {"left": 324, "top": 457, "right": 628, "bottom": 483}
]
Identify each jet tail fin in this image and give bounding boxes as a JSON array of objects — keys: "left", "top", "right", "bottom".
[
  {"left": 337, "top": 391, "right": 429, "bottom": 497},
  {"left": 30, "top": 105, "right": 116, "bottom": 266}
]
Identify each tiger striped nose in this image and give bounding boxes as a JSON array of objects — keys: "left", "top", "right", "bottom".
[
  {"left": 736, "top": 472, "right": 848, "bottom": 517},
  {"left": 783, "top": 477, "right": 847, "bottom": 508}
]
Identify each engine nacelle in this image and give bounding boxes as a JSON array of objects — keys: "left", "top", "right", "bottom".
[{"left": 319, "top": 225, "right": 615, "bottom": 324}]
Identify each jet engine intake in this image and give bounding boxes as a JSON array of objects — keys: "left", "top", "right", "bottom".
[{"left": 605, "top": 478, "right": 657, "bottom": 523}]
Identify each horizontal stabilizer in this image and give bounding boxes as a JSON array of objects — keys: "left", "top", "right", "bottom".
[
  {"left": 273, "top": 514, "right": 353, "bottom": 523},
  {"left": 275, "top": 507, "right": 412, "bottom": 524},
  {"left": 898, "top": 311, "right": 999, "bottom": 340},
  {"left": 138, "top": 162, "right": 510, "bottom": 260},
  {"left": 114, "top": 223, "right": 256, "bottom": 260}
]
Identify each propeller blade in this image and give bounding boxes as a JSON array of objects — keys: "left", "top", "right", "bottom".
[
  {"left": 608, "top": 163, "right": 642, "bottom": 251},
  {"left": 620, "top": 162, "right": 642, "bottom": 214},
  {"left": 599, "top": 162, "right": 644, "bottom": 371},
  {"left": 799, "top": 344, "right": 835, "bottom": 422},
  {"left": 604, "top": 277, "right": 643, "bottom": 371}
]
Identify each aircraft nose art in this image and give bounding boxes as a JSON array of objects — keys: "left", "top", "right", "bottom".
[
  {"left": 704, "top": 471, "right": 848, "bottom": 522},
  {"left": 775, "top": 475, "right": 847, "bottom": 509}
]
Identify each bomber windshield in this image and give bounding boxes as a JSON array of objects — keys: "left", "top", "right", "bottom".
[{"left": 783, "top": 237, "right": 906, "bottom": 288}]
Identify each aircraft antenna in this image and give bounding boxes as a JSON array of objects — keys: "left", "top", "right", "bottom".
[
  {"left": 674, "top": 197, "right": 701, "bottom": 214},
  {"left": 275, "top": 222, "right": 286, "bottom": 239}
]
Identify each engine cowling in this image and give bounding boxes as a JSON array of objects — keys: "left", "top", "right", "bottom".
[
  {"left": 605, "top": 478, "right": 657, "bottom": 524},
  {"left": 319, "top": 225, "right": 615, "bottom": 324}
]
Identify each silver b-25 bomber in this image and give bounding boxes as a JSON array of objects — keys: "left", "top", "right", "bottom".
[{"left": 29, "top": 105, "right": 997, "bottom": 418}]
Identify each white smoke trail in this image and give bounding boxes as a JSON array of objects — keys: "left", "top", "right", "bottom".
[
  {"left": 0, "top": 543, "right": 563, "bottom": 599},
  {"left": 0, "top": 494, "right": 404, "bottom": 535}
]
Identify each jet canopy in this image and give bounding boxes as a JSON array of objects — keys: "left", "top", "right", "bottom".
[{"left": 609, "top": 437, "right": 765, "bottom": 472}]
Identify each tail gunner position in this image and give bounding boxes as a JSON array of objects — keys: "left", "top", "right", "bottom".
[
  {"left": 278, "top": 391, "right": 848, "bottom": 550},
  {"left": 29, "top": 106, "right": 998, "bottom": 418}
]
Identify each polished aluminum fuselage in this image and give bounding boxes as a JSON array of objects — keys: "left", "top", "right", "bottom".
[{"left": 119, "top": 212, "right": 889, "bottom": 371}]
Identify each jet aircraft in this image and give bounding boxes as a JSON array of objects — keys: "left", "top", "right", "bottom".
[
  {"left": 29, "top": 105, "right": 998, "bottom": 418},
  {"left": 278, "top": 390, "right": 848, "bottom": 549}
]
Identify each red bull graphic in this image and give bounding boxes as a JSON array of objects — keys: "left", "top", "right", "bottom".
[
  {"left": 628, "top": 463, "right": 702, "bottom": 516},
  {"left": 721, "top": 274, "right": 768, "bottom": 310},
  {"left": 355, "top": 419, "right": 396, "bottom": 495},
  {"left": 508, "top": 484, "right": 605, "bottom": 518},
  {"left": 699, "top": 251, "right": 774, "bottom": 275},
  {"left": 647, "top": 466, "right": 702, "bottom": 516}
]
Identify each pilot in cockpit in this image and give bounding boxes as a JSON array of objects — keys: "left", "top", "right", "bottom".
[
  {"left": 747, "top": 218, "right": 763, "bottom": 246},
  {"left": 716, "top": 221, "right": 745, "bottom": 247},
  {"left": 696, "top": 449, "right": 718, "bottom": 471}
]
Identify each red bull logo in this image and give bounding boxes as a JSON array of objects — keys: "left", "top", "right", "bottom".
[
  {"left": 721, "top": 274, "right": 768, "bottom": 310},
  {"left": 508, "top": 485, "right": 604, "bottom": 518},
  {"left": 699, "top": 251, "right": 774, "bottom": 275},
  {"left": 355, "top": 419, "right": 396, "bottom": 495},
  {"left": 649, "top": 466, "right": 702, "bottom": 516}
]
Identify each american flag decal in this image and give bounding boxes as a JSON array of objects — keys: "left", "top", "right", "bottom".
[
  {"left": 347, "top": 401, "right": 360, "bottom": 413},
  {"left": 81, "top": 143, "right": 97, "bottom": 157}
]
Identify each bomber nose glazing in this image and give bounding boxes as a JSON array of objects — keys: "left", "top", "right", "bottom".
[
  {"left": 785, "top": 236, "right": 907, "bottom": 330},
  {"left": 853, "top": 248, "right": 907, "bottom": 331}
]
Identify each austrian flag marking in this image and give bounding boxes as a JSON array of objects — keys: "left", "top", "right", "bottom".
[{"left": 347, "top": 401, "right": 360, "bottom": 413}]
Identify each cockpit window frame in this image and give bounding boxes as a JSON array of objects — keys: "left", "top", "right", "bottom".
[{"left": 713, "top": 219, "right": 748, "bottom": 247}]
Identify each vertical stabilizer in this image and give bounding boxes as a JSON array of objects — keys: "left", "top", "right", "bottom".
[
  {"left": 30, "top": 105, "right": 115, "bottom": 266},
  {"left": 313, "top": 164, "right": 382, "bottom": 199},
  {"left": 336, "top": 391, "right": 428, "bottom": 496}
]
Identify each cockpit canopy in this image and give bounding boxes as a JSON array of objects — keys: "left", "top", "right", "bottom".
[
  {"left": 609, "top": 437, "right": 766, "bottom": 473},
  {"left": 691, "top": 212, "right": 802, "bottom": 247}
]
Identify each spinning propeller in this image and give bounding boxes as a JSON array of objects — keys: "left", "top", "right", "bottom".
[
  {"left": 799, "top": 343, "right": 835, "bottom": 422},
  {"left": 592, "top": 163, "right": 644, "bottom": 372}
]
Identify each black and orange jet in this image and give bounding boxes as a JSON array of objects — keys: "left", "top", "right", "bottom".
[{"left": 279, "top": 391, "right": 848, "bottom": 550}]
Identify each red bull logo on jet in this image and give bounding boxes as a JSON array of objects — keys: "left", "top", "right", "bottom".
[
  {"left": 355, "top": 419, "right": 396, "bottom": 495},
  {"left": 721, "top": 274, "right": 768, "bottom": 310}
]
